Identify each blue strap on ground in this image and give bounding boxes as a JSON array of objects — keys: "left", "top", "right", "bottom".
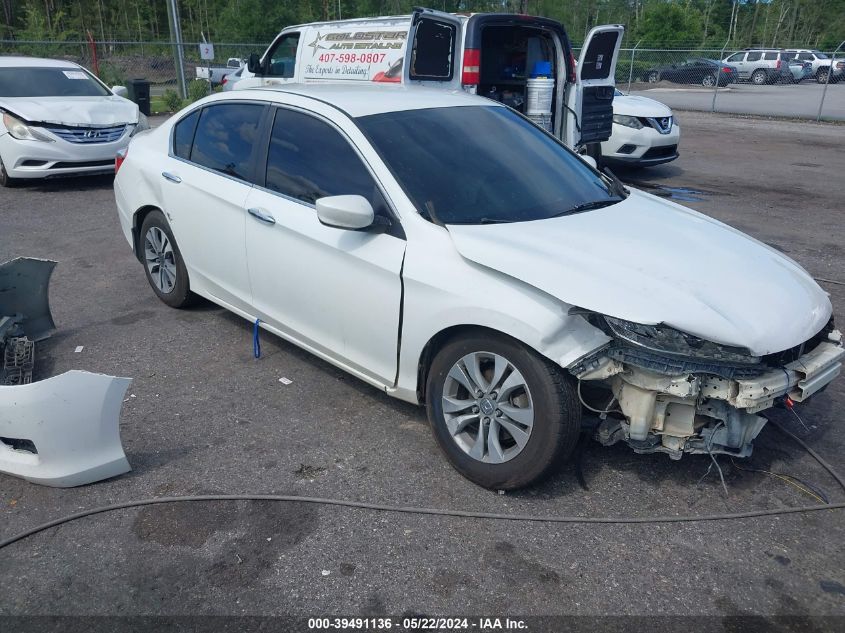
[{"left": 253, "top": 318, "right": 261, "bottom": 359}]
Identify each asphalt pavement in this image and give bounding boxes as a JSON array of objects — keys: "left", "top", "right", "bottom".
[
  {"left": 0, "top": 110, "right": 844, "bottom": 628},
  {"left": 629, "top": 82, "right": 845, "bottom": 121}
]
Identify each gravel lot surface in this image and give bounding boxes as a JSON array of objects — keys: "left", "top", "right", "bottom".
[{"left": 0, "top": 110, "right": 843, "bottom": 628}]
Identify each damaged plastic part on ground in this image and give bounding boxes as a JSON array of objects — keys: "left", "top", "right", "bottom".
[{"left": 0, "top": 257, "right": 132, "bottom": 487}]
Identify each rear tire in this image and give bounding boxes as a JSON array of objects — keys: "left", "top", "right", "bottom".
[
  {"left": 647, "top": 71, "right": 660, "bottom": 83},
  {"left": 702, "top": 74, "right": 717, "bottom": 87},
  {"left": 139, "top": 210, "right": 197, "bottom": 309},
  {"left": 816, "top": 68, "right": 830, "bottom": 84},
  {"left": 425, "top": 333, "right": 581, "bottom": 490},
  {"left": 751, "top": 69, "right": 768, "bottom": 85}
]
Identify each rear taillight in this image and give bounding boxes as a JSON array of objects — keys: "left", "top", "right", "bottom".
[
  {"left": 462, "top": 48, "right": 480, "bottom": 85},
  {"left": 221, "top": 75, "right": 228, "bottom": 86},
  {"left": 776, "top": 59, "right": 781, "bottom": 69},
  {"left": 723, "top": 67, "right": 732, "bottom": 72},
  {"left": 115, "top": 147, "right": 128, "bottom": 174}
]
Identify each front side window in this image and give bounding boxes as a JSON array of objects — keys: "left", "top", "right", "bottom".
[
  {"left": 264, "top": 108, "right": 388, "bottom": 213},
  {"left": 359, "top": 106, "right": 621, "bottom": 225},
  {"left": 190, "top": 103, "right": 264, "bottom": 181},
  {"left": 267, "top": 34, "right": 299, "bottom": 78},
  {"left": 0, "top": 67, "right": 109, "bottom": 97}
]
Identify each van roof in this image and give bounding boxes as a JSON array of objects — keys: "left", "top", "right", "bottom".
[
  {"left": 238, "top": 83, "right": 494, "bottom": 117},
  {"left": 283, "top": 14, "right": 413, "bottom": 30}
]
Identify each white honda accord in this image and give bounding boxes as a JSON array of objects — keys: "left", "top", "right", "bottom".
[
  {"left": 0, "top": 56, "right": 146, "bottom": 186},
  {"left": 114, "top": 84, "right": 842, "bottom": 489}
]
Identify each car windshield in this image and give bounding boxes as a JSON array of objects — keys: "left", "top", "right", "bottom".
[
  {"left": 358, "top": 106, "right": 622, "bottom": 225},
  {"left": 0, "top": 67, "right": 110, "bottom": 97}
]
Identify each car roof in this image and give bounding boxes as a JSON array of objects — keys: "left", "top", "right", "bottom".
[
  {"left": 0, "top": 56, "right": 81, "bottom": 69},
  {"left": 235, "top": 83, "right": 497, "bottom": 118}
]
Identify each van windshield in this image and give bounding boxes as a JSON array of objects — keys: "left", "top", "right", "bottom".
[{"left": 358, "top": 106, "right": 622, "bottom": 225}]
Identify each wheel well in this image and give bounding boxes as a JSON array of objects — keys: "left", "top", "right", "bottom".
[
  {"left": 131, "top": 206, "right": 162, "bottom": 262},
  {"left": 416, "top": 325, "right": 539, "bottom": 403}
]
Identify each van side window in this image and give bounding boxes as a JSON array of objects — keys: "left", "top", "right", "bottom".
[
  {"left": 173, "top": 109, "right": 200, "bottom": 159},
  {"left": 267, "top": 33, "right": 299, "bottom": 78},
  {"left": 410, "top": 19, "right": 456, "bottom": 80},
  {"left": 264, "top": 108, "right": 389, "bottom": 215},
  {"left": 190, "top": 103, "right": 264, "bottom": 181}
]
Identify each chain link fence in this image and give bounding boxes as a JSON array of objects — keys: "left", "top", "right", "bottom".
[{"left": 1, "top": 40, "right": 842, "bottom": 120}]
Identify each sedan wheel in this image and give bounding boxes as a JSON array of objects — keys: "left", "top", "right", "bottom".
[
  {"left": 702, "top": 74, "right": 717, "bottom": 87},
  {"left": 426, "top": 333, "right": 581, "bottom": 489},
  {"left": 139, "top": 210, "right": 197, "bottom": 308},
  {"left": 0, "top": 155, "right": 16, "bottom": 188},
  {"left": 647, "top": 71, "right": 660, "bottom": 83}
]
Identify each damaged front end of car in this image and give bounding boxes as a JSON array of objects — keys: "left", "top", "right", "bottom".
[{"left": 569, "top": 313, "right": 844, "bottom": 459}]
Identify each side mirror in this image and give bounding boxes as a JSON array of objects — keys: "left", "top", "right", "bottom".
[
  {"left": 579, "top": 154, "right": 598, "bottom": 169},
  {"left": 111, "top": 85, "right": 128, "bottom": 98},
  {"left": 247, "top": 53, "right": 262, "bottom": 75},
  {"left": 316, "top": 195, "right": 375, "bottom": 230}
]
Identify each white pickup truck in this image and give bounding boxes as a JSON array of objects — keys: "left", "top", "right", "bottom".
[{"left": 195, "top": 57, "right": 243, "bottom": 85}]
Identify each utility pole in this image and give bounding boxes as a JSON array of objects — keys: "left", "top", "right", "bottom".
[{"left": 166, "top": 0, "right": 188, "bottom": 98}]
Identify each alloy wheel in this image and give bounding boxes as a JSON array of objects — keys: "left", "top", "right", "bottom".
[
  {"left": 144, "top": 226, "right": 177, "bottom": 294},
  {"left": 703, "top": 74, "right": 716, "bottom": 87},
  {"left": 441, "top": 351, "right": 534, "bottom": 464}
]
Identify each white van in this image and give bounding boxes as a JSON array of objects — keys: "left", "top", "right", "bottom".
[{"left": 236, "top": 8, "right": 623, "bottom": 150}]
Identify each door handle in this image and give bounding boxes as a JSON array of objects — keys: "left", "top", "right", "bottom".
[
  {"left": 161, "top": 172, "right": 181, "bottom": 183},
  {"left": 248, "top": 207, "right": 276, "bottom": 225}
]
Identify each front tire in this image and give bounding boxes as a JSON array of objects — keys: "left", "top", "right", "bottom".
[
  {"left": 425, "top": 333, "right": 581, "bottom": 490},
  {"left": 0, "top": 155, "right": 17, "bottom": 188},
  {"left": 139, "top": 210, "right": 196, "bottom": 308}
]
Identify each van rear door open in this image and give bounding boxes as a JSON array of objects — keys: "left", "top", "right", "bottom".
[
  {"left": 565, "top": 25, "right": 624, "bottom": 149},
  {"left": 404, "top": 8, "right": 463, "bottom": 90}
]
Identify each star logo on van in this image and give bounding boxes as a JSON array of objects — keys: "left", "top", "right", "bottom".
[{"left": 308, "top": 33, "right": 327, "bottom": 54}]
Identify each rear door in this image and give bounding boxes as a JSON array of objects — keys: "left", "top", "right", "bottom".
[
  {"left": 403, "top": 8, "right": 463, "bottom": 90},
  {"left": 564, "top": 24, "right": 624, "bottom": 149}
]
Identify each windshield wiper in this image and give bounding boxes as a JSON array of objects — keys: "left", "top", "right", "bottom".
[{"left": 552, "top": 197, "right": 623, "bottom": 217}]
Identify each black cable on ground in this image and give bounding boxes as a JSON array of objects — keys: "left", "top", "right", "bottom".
[{"left": 1, "top": 419, "right": 843, "bottom": 551}]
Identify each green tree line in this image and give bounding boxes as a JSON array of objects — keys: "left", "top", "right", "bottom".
[{"left": 1, "top": 0, "right": 842, "bottom": 48}]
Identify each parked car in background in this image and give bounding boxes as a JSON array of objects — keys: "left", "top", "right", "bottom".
[
  {"left": 643, "top": 58, "right": 736, "bottom": 86},
  {"left": 786, "top": 58, "right": 813, "bottom": 82},
  {"left": 196, "top": 59, "right": 243, "bottom": 86},
  {"left": 722, "top": 49, "right": 792, "bottom": 84},
  {"left": 597, "top": 89, "right": 679, "bottom": 167},
  {"left": 221, "top": 66, "right": 244, "bottom": 91},
  {"left": 114, "top": 85, "right": 842, "bottom": 489},
  {"left": 0, "top": 56, "right": 146, "bottom": 187},
  {"left": 783, "top": 49, "right": 844, "bottom": 83}
]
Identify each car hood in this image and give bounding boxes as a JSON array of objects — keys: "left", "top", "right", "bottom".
[
  {"left": 0, "top": 96, "right": 139, "bottom": 127},
  {"left": 613, "top": 94, "right": 672, "bottom": 118},
  {"left": 446, "top": 190, "right": 831, "bottom": 356}
]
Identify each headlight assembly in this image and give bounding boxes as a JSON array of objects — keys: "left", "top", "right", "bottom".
[
  {"left": 2, "top": 112, "right": 53, "bottom": 142},
  {"left": 612, "top": 114, "right": 644, "bottom": 129},
  {"left": 603, "top": 316, "right": 759, "bottom": 364}
]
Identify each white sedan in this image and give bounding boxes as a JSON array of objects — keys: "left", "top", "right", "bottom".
[
  {"left": 0, "top": 56, "right": 147, "bottom": 186},
  {"left": 598, "top": 89, "right": 680, "bottom": 167},
  {"left": 114, "top": 84, "right": 842, "bottom": 489}
]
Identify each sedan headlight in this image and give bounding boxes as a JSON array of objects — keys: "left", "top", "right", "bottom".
[
  {"left": 612, "top": 114, "right": 644, "bottom": 129},
  {"left": 2, "top": 112, "right": 53, "bottom": 142},
  {"left": 130, "top": 112, "right": 150, "bottom": 137},
  {"left": 604, "top": 316, "right": 759, "bottom": 364}
]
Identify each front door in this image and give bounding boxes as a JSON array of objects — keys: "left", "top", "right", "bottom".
[{"left": 244, "top": 106, "right": 406, "bottom": 384}]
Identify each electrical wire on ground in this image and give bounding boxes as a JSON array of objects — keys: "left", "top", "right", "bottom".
[{"left": 0, "top": 419, "right": 843, "bottom": 551}]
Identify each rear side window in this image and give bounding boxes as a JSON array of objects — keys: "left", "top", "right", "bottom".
[
  {"left": 264, "top": 108, "right": 387, "bottom": 213},
  {"left": 173, "top": 110, "right": 200, "bottom": 159},
  {"left": 746, "top": 52, "right": 762, "bottom": 62},
  {"left": 190, "top": 103, "right": 264, "bottom": 181},
  {"left": 764, "top": 52, "right": 778, "bottom": 61},
  {"left": 410, "top": 18, "right": 456, "bottom": 80}
]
